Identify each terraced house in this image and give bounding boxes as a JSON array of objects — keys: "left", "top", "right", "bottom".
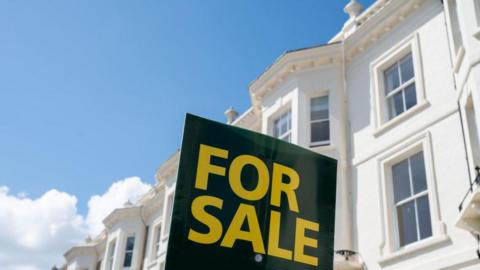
[{"left": 62, "top": 0, "right": 480, "bottom": 269}]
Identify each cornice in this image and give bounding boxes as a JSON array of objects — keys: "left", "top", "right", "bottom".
[
  {"left": 231, "top": 107, "right": 259, "bottom": 130},
  {"left": 155, "top": 151, "right": 179, "bottom": 184},
  {"left": 102, "top": 205, "right": 142, "bottom": 230},
  {"left": 141, "top": 190, "right": 165, "bottom": 219},
  {"left": 64, "top": 245, "right": 97, "bottom": 261},
  {"left": 249, "top": 42, "right": 342, "bottom": 112},
  {"left": 344, "top": 0, "right": 426, "bottom": 61}
]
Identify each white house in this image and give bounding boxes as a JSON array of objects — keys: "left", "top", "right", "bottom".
[{"left": 61, "top": 0, "right": 480, "bottom": 269}]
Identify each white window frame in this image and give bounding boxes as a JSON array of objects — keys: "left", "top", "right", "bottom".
[
  {"left": 371, "top": 33, "right": 428, "bottom": 137},
  {"left": 474, "top": 0, "right": 480, "bottom": 28},
  {"left": 461, "top": 91, "right": 480, "bottom": 177},
  {"left": 273, "top": 109, "right": 292, "bottom": 142},
  {"left": 377, "top": 132, "right": 447, "bottom": 266},
  {"left": 390, "top": 151, "right": 431, "bottom": 248},
  {"left": 162, "top": 186, "right": 175, "bottom": 240},
  {"left": 154, "top": 222, "right": 163, "bottom": 257},
  {"left": 445, "top": 0, "right": 465, "bottom": 60},
  {"left": 106, "top": 239, "right": 117, "bottom": 270},
  {"left": 309, "top": 94, "right": 330, "bottom": 147},
  {"left": 123, "top": 235, "right": 135, "bottom": 268}
]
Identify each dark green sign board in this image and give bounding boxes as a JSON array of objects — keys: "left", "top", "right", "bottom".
[{"left": 166, "top": 114, "right": 337, "bottom": 270}]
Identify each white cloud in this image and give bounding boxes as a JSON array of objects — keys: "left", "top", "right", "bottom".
[
  {"left": 86, "top": 177, "right": 152, "bottom": 236},
  {"left": 0, "top": 176, "right": 152, "bottom": 270},
  {"left": 0, "top": 187, "right": 86, "bottom": 270}
]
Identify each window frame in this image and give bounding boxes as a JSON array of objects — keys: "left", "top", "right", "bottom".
[
  {"left": 162, "top": 186, "right": 175, "bottom": 240},
  {"left": 377, "top": 132, "right": 447, "bottom": 266},
  {"left": 123, "top": 235, "right": 135, "bottom": 268},
  {"left": 155, "top": 223, "right": 163, "bottom": 257},
  {"left": 267, "top": 102, "right": 295, "bottom": 143},
  {"left": 106, "top": 239, "right": 117, "bottom": 270},
  {"left": 273, "top": 109, "right": 292, "bottom": 142},
  {"left": 461, "top": 92, "right": 480, "bottom": 178},
  {"left": 371, "top": 33, "right": 428, "bottom": 137},
  {"left": 475, "top": 0, "right": 480, "bottom": 26},
  {"left": 389, "top": 151, "right": 432, "bottom": 248},
  {"left": 309, "top": 95, "right": 330, "bottom": 147}
]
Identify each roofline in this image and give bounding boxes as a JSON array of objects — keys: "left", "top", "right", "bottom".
[{"left": 248, "top": 41, "right": 341, "bottom": 88}]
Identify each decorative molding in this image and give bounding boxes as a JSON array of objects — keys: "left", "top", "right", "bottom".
[
  {"left": 344, "top": 0, "right": 427, "bottom": 61},
  {"left": 249, "top": 43, "right": 342, "bottom": 112},
  {"left": 102, "top": 205, "right": 142, "bottom": 230},
  {"left": 155, "top": 152, "right": 180, "bottom": 184}
]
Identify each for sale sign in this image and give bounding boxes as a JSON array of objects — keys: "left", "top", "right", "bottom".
[{"left": 165, "top": 113, "right": 337, "bottom": 270}]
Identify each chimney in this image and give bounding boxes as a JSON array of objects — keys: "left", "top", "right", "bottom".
[
  {"left": 344, "top": 0, "right": 364, "bottom": 19},
  {"left": 343, "top": 0, "right": 364, "bottom": 36},
  {"left": 224, "top": 107, "right": 239, "bottom": 124}
]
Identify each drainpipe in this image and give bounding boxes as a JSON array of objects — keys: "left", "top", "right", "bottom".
[{"left": 339, "top": 39, "right": 354, "bottom": 253}]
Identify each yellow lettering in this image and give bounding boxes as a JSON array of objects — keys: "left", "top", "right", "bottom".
[
  {"left": 195, "top": 144, "right": 228, "bottom": 190},
  {"left": 220, "top": 203, "right": 265, "bottom": 254},
  {"left": 267, "top": 210, "right": 292, "bottom": 260},
  {"left": 229, "top": 155, "right": 269, "bottom": 201},
  {"left": 294, "top": 217, "right": 319, "bottom": 266},
  {"left": 188, "top": 195, "right": 224, "bottom": 244},
  {"left": 271, "top": 163, "right": 299, "bottom": 212}
]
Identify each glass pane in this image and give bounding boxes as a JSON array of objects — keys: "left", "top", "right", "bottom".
[
  {"left": 156, "top": 226, "right": 162, "bottom": 243},
  {"left": 388, "top": 91, "right": 404, "bottom": 119},
  {"left": 286, "top": 111, "right": 291, "bottom": 130},
  {"left": 400, "top": 54, "right": 414, "bottom": 83},
  {"left": 311, "top": 121, "right": 329, "bottom": 143},
  {"left": 311, "top": 96, "right": 329, "bottom": 120},
  {"left": 123, "top": 252, "right": 133, "bottom": 267},
  {"left": 417, "top": 195, "right": 432, "bottom": 240},
  {"left": 404, "top": 83, "right": 417, "bottom": 111},
  {"left": 392, "top": 159, "right": 411, "bottom": 203},
  {"left": 410, "top": 152, "right": 427, "bottom": 194},
  {"left": 126, "top": 236, "right": 135, "bottom": 251},
  {"left": 273, "top": 119, "right": 279, "bottom": 137},
  {"left": 274, "top": 111, "right": 291, "bottom": 139},
  {"left": 109, "top": 242, "right": 116, "bottom": 256},
  {"left": 283, "top": 133, "right": 291, "bottom": 143},
  {"left": 397, "top": 200, "right": 418, "bottom": 247},
  {"left": 281, "top": 120, "right": 288, "bottom": 134},
  {"left": 384, "top": 64, "right": 400, "bottom": 94}
]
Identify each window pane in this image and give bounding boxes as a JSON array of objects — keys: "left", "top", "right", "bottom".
[
  {"left": 311, "top": 121, "right": 329, "bottom": 143},
  {"left": 404, "top": 83, "right": 417, "bottom": 111},
  {"left": 417, "top": 195, "right": 432, "bottom": 240},
  {"left": 384, "top": 64, "right": 400, "bottom": 94},
  {"left": 283, "top": 133, "right": 291, "bottom": 142},
  {"left": 410, "top": 152, "right": 427, "bottom": 194},
  {"left": 400, "top": 54, "right": 414, "bottom": 83},
  {"left": 273, "top": 120, "right": 279, "bottom": 137},
  {"left": 126, "top": 236, "right": 135, "bottom": 251},
  {"left": 392, "top": 159, "right": 411, "bottom": 203},
  {"left": 388, "top": 91, "right": 404, "bottom": 119},
  {"left": 311, "top": 96, "right": 329, "bottom": 120},
  {"left": 274, "top": 111, "right": 291, "bottom": 140},
  {"left": 397, "top": 200, "right": 418, "bottom": 247},
  {"left": 123, "top": 252, "right": 133, "bottom": 267}
]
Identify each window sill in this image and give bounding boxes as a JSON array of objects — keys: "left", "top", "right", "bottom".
[
  {"left": 310, "top": 143, "right": 335, "bottom": 152},
  {"left": 378, "top": 234, "right": 450, "bottom": 266},
  {"left": 146, "top": 260, "right": 158, "bottom": 270},
  {"left": 374, "top": 101, "right": 430, "bottom": 137}
]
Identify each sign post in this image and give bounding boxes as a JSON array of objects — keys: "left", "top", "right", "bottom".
[{"left": 165, "top": 113, "right": 337, "bottom": 270}]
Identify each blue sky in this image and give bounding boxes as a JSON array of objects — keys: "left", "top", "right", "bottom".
[{"left": 0, "top": 0, "right": 375, "bottom": 216}]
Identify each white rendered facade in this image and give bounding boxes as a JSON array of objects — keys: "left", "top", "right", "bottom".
[{"left": 62, "top": 0, "right": 480, "bottom": 269}]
